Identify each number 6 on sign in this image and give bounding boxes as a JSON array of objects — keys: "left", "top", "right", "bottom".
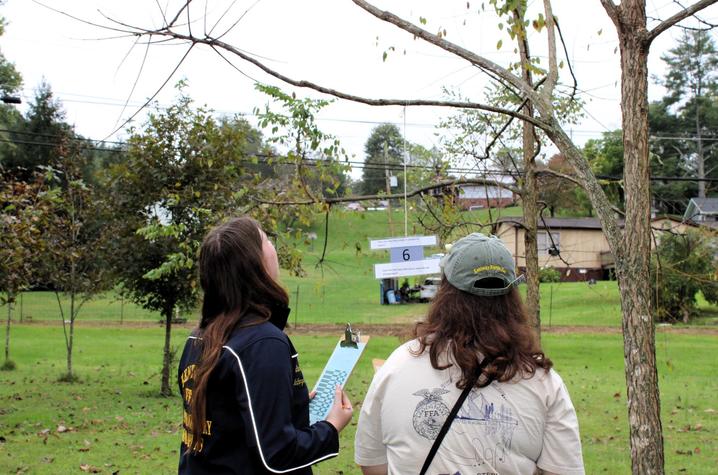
[{"left": 390, "top": 246, "right": 423, "bottom": 263}]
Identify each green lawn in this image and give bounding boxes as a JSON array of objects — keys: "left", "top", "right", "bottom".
[
  {"left": 8, "top": 208, "right": 713, "bottom": 327},
  {"left": 1, "top": 326, "right": 717, "bottom": 474}
]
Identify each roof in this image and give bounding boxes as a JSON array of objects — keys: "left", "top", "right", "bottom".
[
  {"left": 495, "top": 216, "right": 603, "bottom": 230},
  {"left": 688, "top": 197, "right": 718, "bottom": 215}
]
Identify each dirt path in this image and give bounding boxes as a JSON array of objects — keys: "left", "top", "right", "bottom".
[{"left": 18, "top": 320, "right": 718, "bottom": 337}]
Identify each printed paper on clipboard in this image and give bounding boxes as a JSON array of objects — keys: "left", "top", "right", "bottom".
[{"left": 308, "top": 325, "right": 369, "bottom": 425}]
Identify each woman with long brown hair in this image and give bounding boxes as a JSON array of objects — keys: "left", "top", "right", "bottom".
[
  {"left": 355, "top": 233, "right": 584, "bottom": 475},
  {"left": 178, "top": 216, "right": 353, "bottom": 474}
]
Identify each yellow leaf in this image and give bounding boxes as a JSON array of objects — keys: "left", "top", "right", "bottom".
[{"left": 496, "top": 39, "right": 503, "bottom": 50}]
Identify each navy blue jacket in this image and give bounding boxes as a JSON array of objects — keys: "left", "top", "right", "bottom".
[{"left": 178, "top": 307, "right": 339, "bottom": 474}]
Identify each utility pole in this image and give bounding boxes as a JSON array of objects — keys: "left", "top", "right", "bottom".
[{"left": 383, "top": 142, "right": 395, "bottom": 236}]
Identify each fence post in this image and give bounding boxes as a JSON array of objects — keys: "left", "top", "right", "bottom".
[
  {"left": 548, "top": 284, "right": 553, "bottom": 328},
  {"left": 294, "top": 285, "right": 299, "bottom": 329}
]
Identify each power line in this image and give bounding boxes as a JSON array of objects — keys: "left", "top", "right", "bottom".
[
  {"left": 2, "top": 136, "right": 717, "bottom": 184},
  {"left": 16, "top": 91, "right": 718, "bottom": 143}
]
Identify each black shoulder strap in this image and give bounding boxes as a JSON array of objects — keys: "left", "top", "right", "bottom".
[{"left": 419, "top": 358, "right": 492, "bottom": 475}]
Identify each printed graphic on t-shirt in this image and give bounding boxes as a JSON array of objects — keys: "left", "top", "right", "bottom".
[
  {"left": 411, "top": 384, "right": 518, "bottom": 474},
  {"left": 412, "top": 388, "right": 450, "bottom": 440},
  {"left": 456, "top": 392, "right": 518, "bottom": 448}
]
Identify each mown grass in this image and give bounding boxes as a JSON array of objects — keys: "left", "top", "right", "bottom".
[
  {"left": 8, "top": 208, "right": 714, "bottom": 327},
  {"left": 1, "top": 326, "right": 717, "bottom": 474}
]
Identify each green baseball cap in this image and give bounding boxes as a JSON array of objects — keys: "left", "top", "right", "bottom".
[{"left": 440, "top": 232, "right": 523, "bottom": 297}]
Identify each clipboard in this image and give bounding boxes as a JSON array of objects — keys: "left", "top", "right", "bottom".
[{"left": 308, "top": 324, "right": 369, "bottom": 425}]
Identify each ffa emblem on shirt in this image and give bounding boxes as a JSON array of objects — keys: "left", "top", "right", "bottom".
[{"left": 412, "top": 388, "right": 450, "bottom": 440}]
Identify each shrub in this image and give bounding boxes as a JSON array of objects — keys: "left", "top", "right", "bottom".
[
  {"left": 651, "top": 230, "right": 718, "bottom": 323},
  {"left": 539, "top": 267, "right": 561, "bottom": 283}
]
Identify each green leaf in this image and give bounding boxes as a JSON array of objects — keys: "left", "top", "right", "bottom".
[{"left": 496, "top": 39, "right": 503, "bottom": 50}]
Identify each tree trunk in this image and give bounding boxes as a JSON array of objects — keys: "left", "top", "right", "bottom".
[
  {"left": 160, "top": 305, "right": 174, "bottom": 397},
  {"left": 4, "top": 293, "right": 13, "bottom": 363},
  {"left": 548, "top": 114, "right": 664, "bottom": 473},
  {"left": 523, "top": 148, "right": 541, "bottom": 336},
  {"left": 68, "top": 292, "right": 75, "bottom": 377},
  {"left": 515, "top": 8, "right": 541, "bottom": 336},
  {"left": 616, "top": 3, "right": 665, "bottom": 472},
  {"left": 695, "top": 89, "right": 706, "bottom": 198}
]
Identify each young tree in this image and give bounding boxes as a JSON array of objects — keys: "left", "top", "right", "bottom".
[
  {"left": 95, "top": 1, "right": 718, "bottom": 471},
  {"left": 42, "top": 142, "right": 111, "bottom": 382},
  {"left": 253, "top": 84, "right": 352, "bottom": 269},
  {"left": 0, "top": 173, "right": 56, "bottom": 370},
  {"left": 105, "top": 85, "right": 267, "bottom": 396}
]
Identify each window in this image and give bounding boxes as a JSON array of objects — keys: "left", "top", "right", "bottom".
[{"left": 537, "top": 231, "right": 560, "bottom": 255}]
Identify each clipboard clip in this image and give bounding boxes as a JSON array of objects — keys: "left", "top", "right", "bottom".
[{"left": 340, "top": 323, "right": 360, "bottom": 349}]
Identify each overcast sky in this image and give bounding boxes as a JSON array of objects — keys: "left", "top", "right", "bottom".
[{"left": 3, "top": 0, "right": 716, "bottom": 179}]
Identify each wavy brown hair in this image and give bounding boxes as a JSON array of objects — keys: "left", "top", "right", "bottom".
[
  {"left": 187, "top": 216, "right": 289, "bottom": 453},
  {"left": 413, "top": 278, "right": 552, "bottom": 389}
]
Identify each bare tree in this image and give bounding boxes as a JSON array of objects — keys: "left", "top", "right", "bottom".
[{"left": 72, "top": 0, "right": 718, "bottom": 472}]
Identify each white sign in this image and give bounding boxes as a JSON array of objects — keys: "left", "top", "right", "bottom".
[
  {"left": 389, "top": 175, "right": 398, "bottom": 187},
  {"left": 369, "top": 235, "right": 437, "bottom": 250},
  {"left": 374, "top": 259, "right": 441, "bottom": 279}
]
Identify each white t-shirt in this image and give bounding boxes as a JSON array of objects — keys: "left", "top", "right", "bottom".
[{"left": 355, "top": 340, "right": 585, "bottom": 475}]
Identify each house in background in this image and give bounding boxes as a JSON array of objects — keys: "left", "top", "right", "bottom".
[
  {"left": 457, "top": 175, "right": 515, "bottom": 210},
  {"left": 683, "top": 197, "right": 718, "bottom": 229},
  {"left": 492, "top": 215, "right": 694, "bottom": 282}
]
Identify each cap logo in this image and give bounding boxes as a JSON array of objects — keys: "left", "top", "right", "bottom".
[{"left": 472, "top": 264, "right": 507, "bottom": 274}]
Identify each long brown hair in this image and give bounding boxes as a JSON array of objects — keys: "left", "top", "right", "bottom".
[
  {"left": 413, "top": 278, "right": 552, "bottom": 389},
  {"left": 188, "top": 216, "right": 289, "bottom": 453}
]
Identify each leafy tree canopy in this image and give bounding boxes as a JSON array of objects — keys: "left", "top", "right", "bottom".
[{"left": 361, "top": 123, "right": 405, "bottom": 195}]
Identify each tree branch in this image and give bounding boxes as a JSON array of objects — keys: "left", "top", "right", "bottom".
[
  {"left": 542, "top": 0, "right": 559, "bottom": 102},
  {"left": 251, "top": 177, "right": 520, "bottom": 206},
  {"left": 350, "top": 0, "right": 541, "bottom": 106},
  {"left": 109, "top": 26, "right": 549, "bottom": 128},
  {"left": 535, "top": 168, "right": 583, "bottom": 187},
  {"left": 600, "top": 0, "right": 621, "bottom": 28},
  {"left": 647, "top": 0, "right": 718, "bottom": 44}
]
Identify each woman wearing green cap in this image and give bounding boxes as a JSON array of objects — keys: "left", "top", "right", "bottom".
[{"left": 355, "top": 233, "right": 584, "bottom": 475}]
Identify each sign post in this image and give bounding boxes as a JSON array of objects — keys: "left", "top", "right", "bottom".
[{"left": 370, "top": 235, "right": 441, "bottom": 303}]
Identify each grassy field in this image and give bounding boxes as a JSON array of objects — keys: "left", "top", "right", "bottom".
[
  {"left": 2, "top": 207, "right": 716, "bottom": 473},
  {"left": 14, "top": 277, "right": 714, "bottom": 328},
  {"left": 8, "top": 208, "right": 714, "bottom": 327},
  {"left": 1, "top": 326, "right": 716, "bottom": 474}
]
